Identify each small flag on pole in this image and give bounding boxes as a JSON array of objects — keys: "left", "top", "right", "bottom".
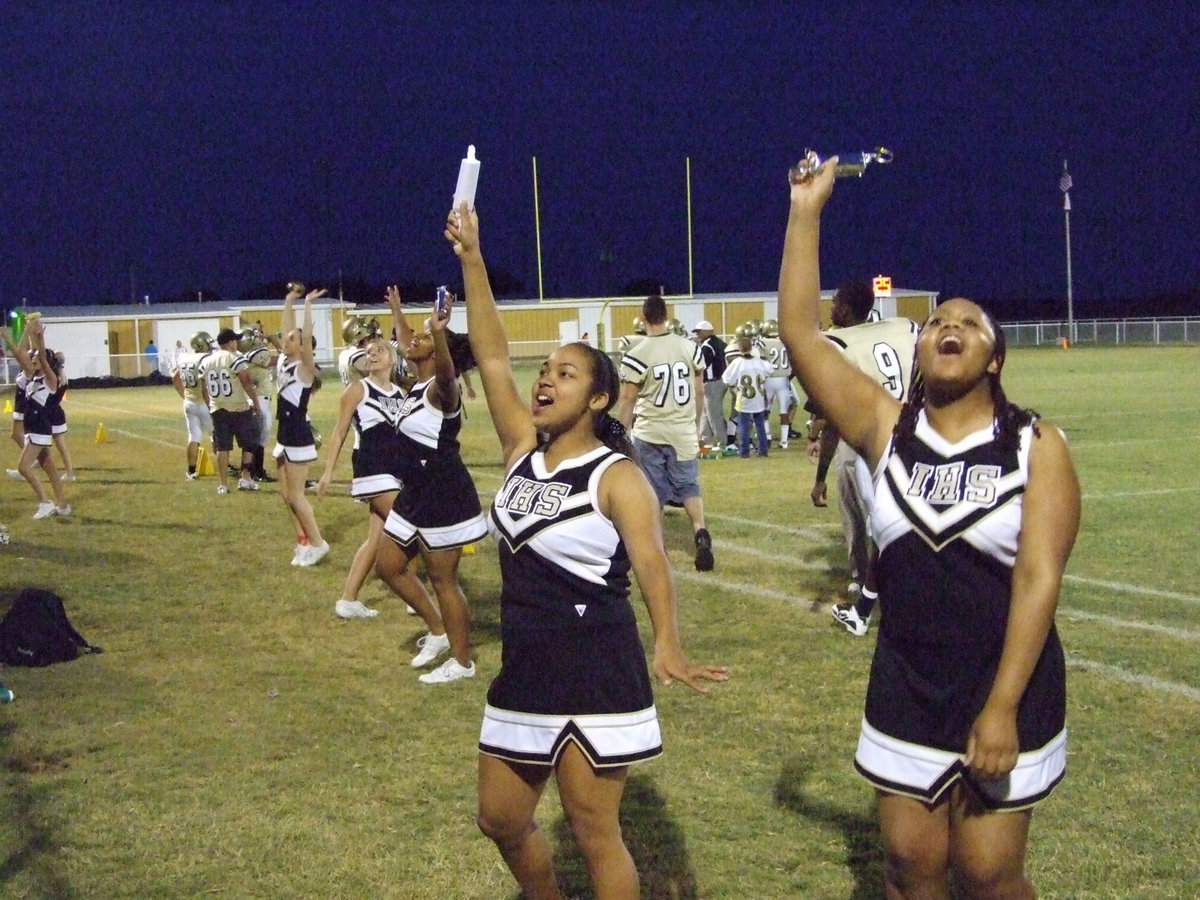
[{"left": 1059, "top": 172, "right": 1073, "bottom": 193}]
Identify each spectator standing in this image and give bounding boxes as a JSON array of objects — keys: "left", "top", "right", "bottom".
[{"left": 692, "top": 320, "right": 727, "bottom": 451}]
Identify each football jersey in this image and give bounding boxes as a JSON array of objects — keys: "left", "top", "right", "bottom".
[
  {"left": 619, "top": 332, "right": 704, "bottom": 458},
  {"left": 617, "top": 333, "right": 645, "bottom": 355},
  {"left": 198, "top": 349, "right": 252, "bottom": 412},
  {"left": 825, "top": 317, "right": 920, "bottom": 401},
  {"left": 172, "top": 351, "right": 210, "bottom": 404},
  {"left": 722, "top": 355, "right": 774, "bottom": 414},
  {"left": 760, "top": 336, "right": 791, "bottom": 379},
  {"left": 338, "top": 345, "right": 367, "bottom": 386},
  {"left": 247, "top": 361, "right": 274, "bottom": 402}
]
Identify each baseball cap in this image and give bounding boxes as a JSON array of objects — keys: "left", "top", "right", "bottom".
[
  {"left": 216, "top": 328, "right": 242, "bottom": 345},
  {"left": 691, "top": 320, "right": 714, "bottom": 332}
]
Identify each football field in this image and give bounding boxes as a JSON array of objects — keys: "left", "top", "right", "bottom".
[{"left": 1, "top": 345, "right": 1197, "bottom": 898}]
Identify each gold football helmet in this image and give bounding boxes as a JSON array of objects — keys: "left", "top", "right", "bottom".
[
  {"left": 631, "top": 316, "right": 646, "bottom": 336},
  {"left": 342, "top": 316, "right": 380, "bottom": 346},
  {"left": 761, "top": 319, "right": 779, "bottom": 338},
  {"left": 667, "top": 318, "right": 685, "bottom": 336},
  {"left": 189, "top": 331, "right": 214, "bottom": 352}
]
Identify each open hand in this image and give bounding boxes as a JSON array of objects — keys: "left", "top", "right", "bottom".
[{"left": 653, "top": 647, "right": 730, "bottom": 695}]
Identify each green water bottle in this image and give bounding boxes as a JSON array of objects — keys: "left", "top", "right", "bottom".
[{"left": 0, "top": 684, "right": 13, "bottom": 703}]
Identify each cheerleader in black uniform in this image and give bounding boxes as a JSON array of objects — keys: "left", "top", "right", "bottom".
[
  {"left": 317, "top": 315, "right": 442, "bottom": 627},
  {"left": 2, "top": 318, "right": 70, "bottom": 518},
  {"left": 779, "top": 161, "right": 1080, "bottom": 900},
  {"left": 446, "top": 205, "right": 727, "bottom": 900},
  {"left": 274, "top": 286, "right": 328, "bottom": 566},
  {"left": 376, "top": 295, "right": 487, "bottom": 685}
]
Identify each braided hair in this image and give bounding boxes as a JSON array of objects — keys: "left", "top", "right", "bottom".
[
  {"left": 564, "top": 341, "right": 638, "bottom": 459},
  {"left": 892, "top": 305, "right": 1039, "bottom": 456}
]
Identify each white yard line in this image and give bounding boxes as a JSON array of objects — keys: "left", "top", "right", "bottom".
[
  {"left": 1059, "top": 608, "right": 1200, "bottom": 642},
  {"left": 1081, "top": 486, "right": 1200, "bottom": 500},
  {"left": 1063, "top": 574, "right": 1200, "bottom": 606},
  {"left": 1066, "top": 657, "right": 1200, "bottom": 702}
]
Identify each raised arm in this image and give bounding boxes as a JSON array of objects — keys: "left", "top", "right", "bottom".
[
  {"left": 776, "top": 160, "right": 898, "bottom": 468},
  {"left": 427, "top": 297, "right": 461, "bottom": 412},
  {"left": 445, "top": 204, "right": 536, "bottom": 465},
  {"left": 27, "top": 318, "right": 58, "bottom": 393},
  {"left": 299, "top": 288, "right": 324, "bottom": 381},
  {"left": 386, "top": 285, "right": 415, "bottom": 350},
  {"left": 0, "top": 327, "right": 32, "bottom": 376}
]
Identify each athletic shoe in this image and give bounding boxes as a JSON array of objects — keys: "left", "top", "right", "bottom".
[
  {"left": 305, "top": 479, "right": 319, "bottom": 492},
  {"left": 297, "top": 541, "right": 329, "bottom": 567},
  {"left": 185, "top": 472, "right": 199, "bottom": 481},
  {"left": 779, "top": 437, "right": 789, "bottom": 450},
  {"left": 722, "top": 445, "right": 739, "bottom": 457},
  {"left": 252, "top": 471, "right": 276, "bottom": 483},
  {"left": 418, "top": 658, "right": 476, "bottom": 684},
  {"left": 7, "top": 469, "right": 22, "bottom": 480},
  {"left": 832, "top": 602, "right": 870, "bottom": 637},
  {"left": 237, "top": 478, "right": 259, "bottom": 492},
  {"left": 410, "top": 632, "right": 451, "bottom": 668},
  {"left": 694, "top": 528, "right": 714, "bottom": 572},
  {"left": 33, "top": 501, "right": 56, "bottom": 520},
  {"left": 291, "top": 545, "right": 306, "bottom": 566},
  {"left": 217, "top": 485, "right": 230, "bottom": 495},
  {"left": 61, "top": 472, "right": 77, "bottom": 482},
  {"left": 54, "top": 505, "right": 71, "bottom": 517},
  {"left": 335, "top": 599, "right": 379, "bottom": 619}
]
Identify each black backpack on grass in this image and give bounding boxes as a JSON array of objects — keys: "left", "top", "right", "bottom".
[{"left": 0, "top": 588, "right": 102, "bottom": 667}]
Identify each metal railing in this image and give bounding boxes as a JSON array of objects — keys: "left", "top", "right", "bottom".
[{"left": 1002, "top": 317, "right": 1200, "bottom": 346}]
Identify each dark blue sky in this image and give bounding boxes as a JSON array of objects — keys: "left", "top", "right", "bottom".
[{"left": 2, "top": 2, "right": 1197, "bottom": 318}]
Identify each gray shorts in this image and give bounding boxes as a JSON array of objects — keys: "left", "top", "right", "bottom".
[{"left": 632, "top": 438, "right": 700, "bottom": 507}]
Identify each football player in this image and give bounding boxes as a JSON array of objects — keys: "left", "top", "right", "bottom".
[
  {"left": 811, "top": 280, "right": 919, "bottom": 636},
  {"left": 198, "top": 327, "right": 262, "bottom": 495},
  {"left": 171, "top": 331, "right": 215, "bottom": 480}
]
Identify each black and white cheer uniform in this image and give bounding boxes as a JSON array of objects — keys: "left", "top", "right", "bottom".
[
  {"left": 382, "top": 377, "right": 487, "bottom": 550},
  {"left": 350, "top": 379, "right": 407, "bottom": 498},
  {"left": 272, "top": 358, "right": 317, "bottom": 463},
  {"left": 21, "top": 374, "right": 54, "bottom": 447},
  {"left": 479, "top": 446, "right": 662, "bottom": 769},
  {"left": 855, "top": 411, "right": 1066, "bottom": 810}
]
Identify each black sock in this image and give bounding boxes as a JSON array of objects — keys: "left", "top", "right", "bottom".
[{"left": 858, "top": 587, "right": 879, "bottom": 618}]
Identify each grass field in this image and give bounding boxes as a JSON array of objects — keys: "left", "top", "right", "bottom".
[{"left": 1, "top": 345, "right": 1198, "bottom": 899}]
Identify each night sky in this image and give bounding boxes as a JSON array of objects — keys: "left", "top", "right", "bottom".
[{"left": 2, "top": 2, "right": 1197, "bottom": 319}]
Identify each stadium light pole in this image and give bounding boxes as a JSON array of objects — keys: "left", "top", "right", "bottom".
[
  {"left": 532, "top": 156, "right": 545, "bottom": 302},
  {"left": 686, "top": 157, "right": 694, "bottom": 297},
  {"left": 1061, "top": 159, "right": 1074, "bottom": 343}
]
